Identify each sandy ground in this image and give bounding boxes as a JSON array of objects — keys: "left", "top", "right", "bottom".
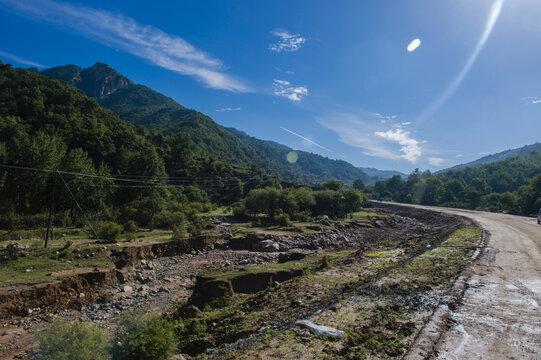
[{"left": 393, "top": 204, "right": 541, "bottom": 360}]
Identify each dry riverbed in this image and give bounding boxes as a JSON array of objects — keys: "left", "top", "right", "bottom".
[{"left": 0, "top": 206, "right": 480, "bottom": 359}]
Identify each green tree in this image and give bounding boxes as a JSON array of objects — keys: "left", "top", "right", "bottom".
[{"left": 34, "top": 319, "right": 111, "bottom": 360}]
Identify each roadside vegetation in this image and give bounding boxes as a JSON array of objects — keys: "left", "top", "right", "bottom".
[{"left": 366, "top": 154, "right": 541, "bottom": 215}]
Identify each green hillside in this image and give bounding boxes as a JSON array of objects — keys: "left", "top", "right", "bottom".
[
  {"left": 371, "top": 152, "right": 541, "bottom": 215},
  {"left": 0, "top": 61, "right": 166, "bottom": 216},
  {"left": 41, "top": 63, "right": 372, "bottom": 185},
  {"left": 443, "top": 142, "right": 541, "bottom": 170},
  {"left": 226, "top": 128, "right": 372, "bottom": 185}
]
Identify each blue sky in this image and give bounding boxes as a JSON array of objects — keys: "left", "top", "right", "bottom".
[{"left": 1, "top": 0, "right": 540, "bottom": 173}]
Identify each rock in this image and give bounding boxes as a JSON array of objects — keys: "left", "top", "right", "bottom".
[
  {"left": 138, "top": 285, "right": 149, "bottom": 293},
  {"left": 182, "top": 305, "right": 204, "bottom": 318},
  {"left": 278, "top": 250, "right": 307, "bottom": 263},
  {"left": 170, "top": 355, "right": 188, "bottom": 360},
  {"left": 122, "top": 285, "right": 133, "bottom": 293},
  {"left": 253, "top": 240, "right": 280, "bottom": 252},
  {"left": 79, "top": 293, "right": 85, "bottom": 298}
]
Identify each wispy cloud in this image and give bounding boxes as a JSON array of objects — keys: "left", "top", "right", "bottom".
[
  {"left": 276, "top": 67, "right": 295, "bottom": 75},
  {"left": 522, "top": 96, "right": 541, "bottom": 104},
  {"left": 216, "top": 107, "right": 241, "bottom": 112},
  {"left": 428, "top": 157, "right": 446, "bottom": 166},
  {"left": 269, "top": 30, "right": 306, "bottom": 52},
  {"left": 0, "top": 0, "right": 249, "bottom": 92},
  {"left": 0, "top": 50, "right": 46, "bottom": 68},
  {"left": 371, "top": 113, "right": 397, "bottom": 124},
  {"left": 280, "top": 126, "right": 339, "bottom": 155},
  {"left": 317, "top": 112, "right": 425, "bottom": 163},
  {"left": 273, "top": 79, "right": 308, "bottom": 101},
  {"left": 375, "top": 128, "right": 422, "bottom": 163}
]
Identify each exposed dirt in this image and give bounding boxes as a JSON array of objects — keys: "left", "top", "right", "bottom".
[{"left": 0, "top": 206, "right": 475, "bottom": 359}]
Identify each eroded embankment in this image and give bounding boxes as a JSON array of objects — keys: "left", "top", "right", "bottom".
[{"left": 0, "top": 234, "right": 220, "bottom": 319}]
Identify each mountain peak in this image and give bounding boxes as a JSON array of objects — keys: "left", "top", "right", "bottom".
[{"left": 41, "top": 62, "right": 133, "bottom": 100}]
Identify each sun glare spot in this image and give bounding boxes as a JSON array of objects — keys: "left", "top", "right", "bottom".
[
  {"left": 407, "top": 38, "right": 421, "bottom": 52},
  {"left": 286, "top": 151, "right": 299, "bottom": 163}
]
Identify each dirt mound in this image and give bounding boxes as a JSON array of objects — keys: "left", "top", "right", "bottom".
[{"left": 0, "top": 269, "right": 120, "bottom": 318}]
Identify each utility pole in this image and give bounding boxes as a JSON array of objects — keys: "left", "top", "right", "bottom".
[{"left": 44, "top": 171, "right": 57, "bottom": 248}]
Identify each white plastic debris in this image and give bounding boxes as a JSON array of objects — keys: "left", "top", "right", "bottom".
[{"left": 295, "top": 320, "right": 344, "bottom": 337}]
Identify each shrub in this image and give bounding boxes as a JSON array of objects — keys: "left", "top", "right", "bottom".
[
  {"left": 112, "top": 313, "right": 177, "bottom": 360},
  {"left": 152, "top": 210, "right": 185, "bottom": 229},
  {"left": 97, "top": 221, "right": 122, "bottom": 243},
  {"left": 273, "top": 212, "right": 290, "bottom": 226},
  {"left": 123, "top": 220, "right": 138, "bottom": 234},
  {"left": 34, "top": 319, "right": 111, "bottom": 360},
  {"left": 232, "top": 203, "right": 248, "bottom": 218}
]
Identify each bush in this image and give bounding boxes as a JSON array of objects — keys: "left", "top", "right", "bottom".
[
  {"left": 152, "top": 210, "right": 185, "bottom": 229},
  {"left": 113, "top": 313, "right": 177, "bottom": 360},
  {"left": 34, "top": 319, "right": 111, "bottom": 360},
  {"left": 232, "top": 203, "right": 248, "bottom": 218},
  {"left": 97, "top": 221, "right": 122, "bottom": 243},
  {"left": 123, "top": 220, "right": 138, "bottom": 234},
  {"left": 273, "top": 212, "right": 290, "bottom": 226}
]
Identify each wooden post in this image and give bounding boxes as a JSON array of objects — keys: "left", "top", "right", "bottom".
[{"left": 44, "top": 172, "right": 57, "bottom": 248}]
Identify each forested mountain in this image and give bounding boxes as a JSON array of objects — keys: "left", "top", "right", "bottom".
[
  {"left": 443, "top": 142, "right": 541, "bottom": 171},
  {"left": 2, "top": 62, "right": 364, "bottom": 230},
  {"left": 226, "top": 128, "right": 372, "bottom": 185},
  {"left": 41, "top": 63, "right": 373, "bottom": 185},
  {"left": 0, "top": 61, "right": 166, "bottom": 217},
  {"left": 358, "top": 167, "right": 406, "bottom": 180}
]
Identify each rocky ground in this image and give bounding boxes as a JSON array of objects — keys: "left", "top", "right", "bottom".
[{"left": 0, "top": 206, "right": 474, "bottom": 359}]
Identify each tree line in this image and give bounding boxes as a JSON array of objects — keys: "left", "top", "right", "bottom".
[{"left": 367, "top": 153, "right": 541, "bottom": 215}]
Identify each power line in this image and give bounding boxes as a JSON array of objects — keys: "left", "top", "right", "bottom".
[
  {"left": 56, "top": 170, "right": 98, "bottom": 239},
  {"left": 0, "top": 163, "right": 270, "bottom": 185}
]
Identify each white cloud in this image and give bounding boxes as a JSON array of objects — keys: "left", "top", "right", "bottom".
[
  {"left": 273, "top": 79, "right": 308, "bottom": 101},
  {"left": 269, "top": 30, "right": 306, "bottom": 52},
  {"left": 0, "top": 0, "right": 249, "bottom": 92},
  {"left": 317, "top": 112, "right": 424, "bottom": 163},
  {"left": 216, "top": 107, "right": 241, "bottom": 112},
  {"left": 375, "top": 128, "right": 422, "bottom": 163},
  {"left": 428, "top": 157, "right": 446, "bottom": 166},
  {"left": 401, "top": 121, "right": 412, "bottom": 126},
  {"left": 372, "top": 112, "right": 396, "bottom": 124},
  {"left": 276, "top": 67, "right": 295, "bottom": 74},
  {"left": 0, "top": 50, "right": 47, "bottom": 68},
  {"left": 523, "top": 96, "right": 541, "bottom": 104}
]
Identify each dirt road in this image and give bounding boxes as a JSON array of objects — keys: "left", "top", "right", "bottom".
[{"left": 391, "top": 204, "right": 541, "bottom": 359}]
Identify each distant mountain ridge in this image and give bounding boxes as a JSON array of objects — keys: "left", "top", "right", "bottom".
[
  {"left": 41, "top": 62, "right": 375, "bottom": 185},
  {"left": 227, "top": 128, "right": 373, "bottom": 185},
  {"left": 358, "top": 167, "right": 406, "bottom": 180},
  {"left": 442, "top": 142, "right": 541, "bottom": 171}
]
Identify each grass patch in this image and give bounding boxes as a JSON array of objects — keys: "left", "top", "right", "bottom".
[
  {"left": 0, "top": 244, "right": 114, "bottom": 286},
  {"left": 365, "top": 251, "right": 390, "bottom": 258}
]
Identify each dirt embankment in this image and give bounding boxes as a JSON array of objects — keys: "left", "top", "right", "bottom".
[{"left": 0, "top": 234, "right": 221, "bottom": 319}]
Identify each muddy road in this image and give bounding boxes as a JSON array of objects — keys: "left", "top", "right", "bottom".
[{"left": 383, "top": 203, "right": 541, "bottom": 359}]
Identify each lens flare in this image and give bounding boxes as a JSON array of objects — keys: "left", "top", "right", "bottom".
[
  {"left": 417, "top": 0, "right": 505, "bottom": 124},
  {"left": 407, "top": 38, "right": 421, "bottom": 52},
  {"left": 286, "top": 151, "right": 299, "bottom": 163}
]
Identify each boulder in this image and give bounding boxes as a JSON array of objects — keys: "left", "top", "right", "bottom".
[{"left": 253, "top": 240, "right": 280, "bottom": 252}]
